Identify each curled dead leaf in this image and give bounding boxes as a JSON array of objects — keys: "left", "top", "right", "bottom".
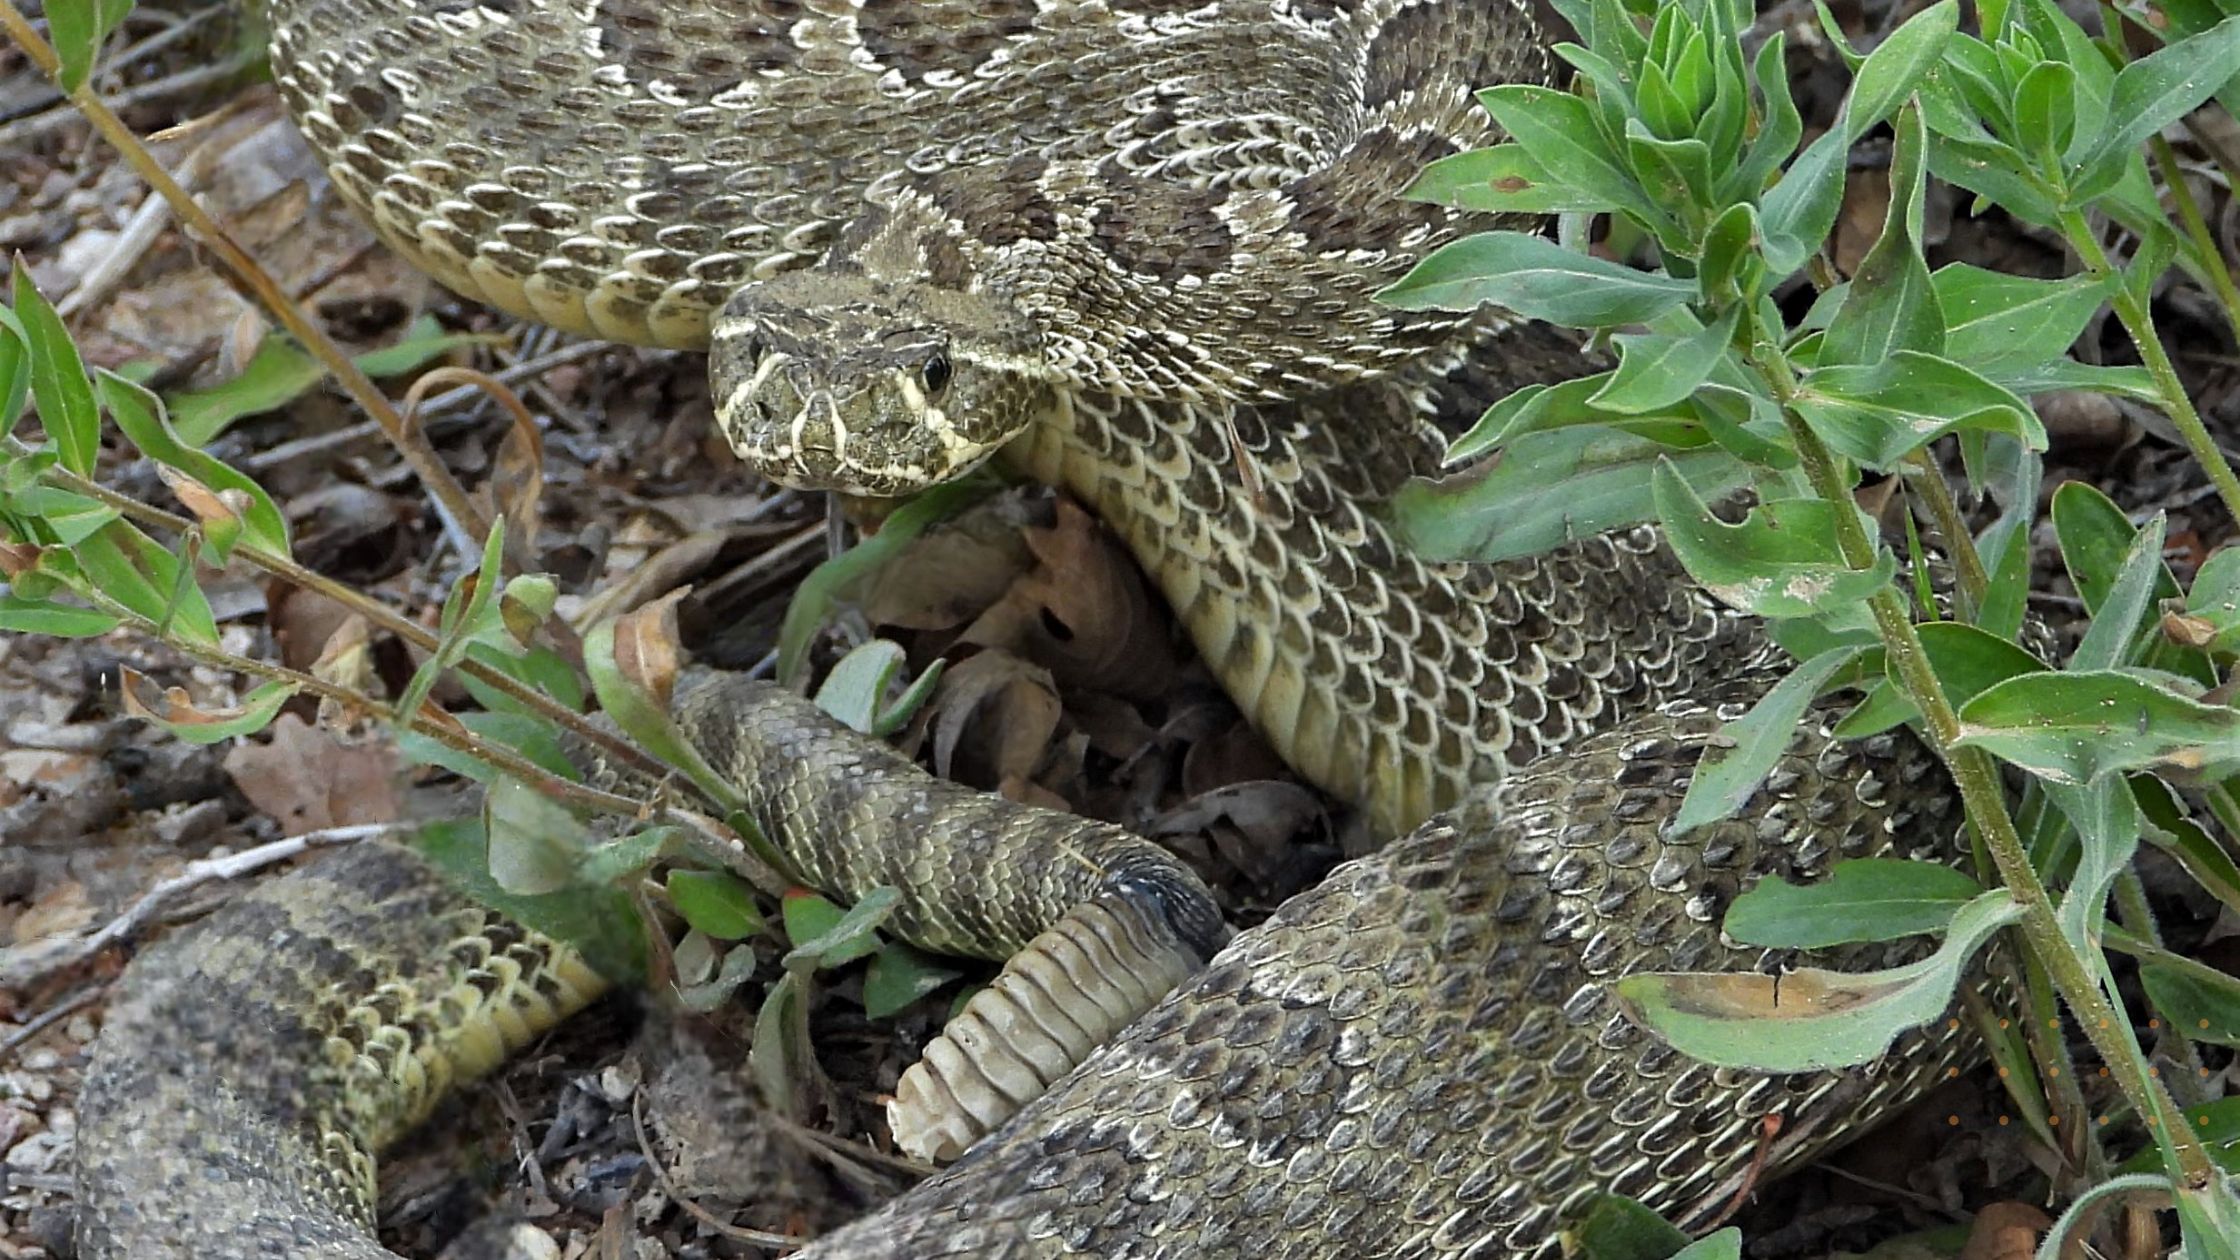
[
  {"left": 156, "top": 465, "right": 250, "bottom": 532},
  {"left": 2163, "top": 609, "right": 2218, "bottom": 649},
  {"left": 930, "top": 650, "right": 1062, "bottom": 790},
  {"left": 611, "top": 587, "right": 691, "bottom": 709}
]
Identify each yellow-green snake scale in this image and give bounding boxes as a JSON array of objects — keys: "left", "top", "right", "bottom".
[{"left": 73, "top": 1, "right": 1985, "bottom": 1256}]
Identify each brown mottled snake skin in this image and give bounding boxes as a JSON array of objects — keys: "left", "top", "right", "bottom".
[{"left": 74, "top": 2, "right": 1984, "bottom": 1257}]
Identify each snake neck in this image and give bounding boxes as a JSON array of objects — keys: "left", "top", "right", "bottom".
[{"left": 1000, "top": 351, "right": 1744, "bottom": 842}]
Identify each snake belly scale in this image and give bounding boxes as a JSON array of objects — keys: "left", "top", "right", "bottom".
[{"left": 74, "top": 2, "right": 1984, "bottom": 1258}]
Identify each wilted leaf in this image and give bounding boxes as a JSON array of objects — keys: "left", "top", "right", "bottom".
[
  {"left": 119, "top": 669, "right": 295, "bottom": 744},
  {"left": 1616, "top": 890, "right": 2021, "bottom": 1072}
]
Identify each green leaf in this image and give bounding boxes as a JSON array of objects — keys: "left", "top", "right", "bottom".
[
  {"left": 1724, "top": 859, "right": 1989, "bottom": 948},
  {"left": 2181, "top": 545, "right": 2240, "bottom": 655},
  {"left": 1590, "top": 306, "right": 1740, "bottom": 415},
  {"left": 863, "top": 942, "right": 966, "bottom": 1019},
  {"left": 1836, "top": 621, "right": 2049, "bottom": 738},
  {"left": 1821, "top": 104, "right": 1943, "bottom": 366},
  {"left": 1652, "top": 469, "right": 1896, "bottom": 619},
  {"left": 1924, "top": 131, "right": 2063, "bottom": 226},
  {"left": 2054, "top": 481, "right": 2181, "bottom": 618},
  {"left": 0, "top": 308, "right": 28, "bottom": 440},
  {"left": 668, "top": 868, "right": 765, "bottom": 942},
  {"left": 48, "top": 0, "right": 134, "bottom": 93},
  {"left": 395, "top": 518, "right": 507, "bottom": 735},
  {"left": 1696, "top": 203, "right": 1760, "bottom": 305},
  {"left": 413, "top": 817, "right": 645, "bottom": 985},
  {"left": 2177, "top": 1179, "right": 2240, "bottom": 1260},
  {"left": 2033, "top": 1174, "right": 2184, "bottom": 1260},
  {"left": 2087, "top": 15, "right": 2240, "bottom": 171},
  {"left": 1396, "top": 428, "right": 1753, "bottom": 565},
  {"left": 1619, "top": 890, "right": 2020, "bottom": 1072},
  {"left": 1472, "top": 85, "right": 1665, "bottom": 225},
  {"left": 1404, "top": 145, "right": 1608, "bottom": 214},
  {"left": 2073, "top": 513, "right": 2168, "bottom": 670},
  {"left": 482, "top": 775, "right": 587, "bottom": 896},
  {"left": 12, "top": 265, "right": 100, "bottom": 476},
  {"left": 780, "top": 886, "right": 898, "bottom": 971},
  {"left": 1726, "top": 35, "right": 1802, "bottom": 202},
  {"left": 1670, "top": 646, "right": 1868, "bottom": 837},
  {"left": 778, "top": 477, "right": 990, "bottom": 686},
  {"left": 0, "top": 594, "right": 120, "bottom": 636},
  {"left": 2117, "top": 1097, "right": 2240, "bottom": 1177},
  {"left": 1377, "top": 232, "right": 1697, "bottom": 326},
  {"left": 1845, "top": 1, "right": 1960, "bottom": 142},
  {"left": 95, "top": 371, "right": 291, "bottom": 559},
  {"left": 1670, "top": 1230, "right": 1743, "bottom": 1260},
  {"left": 1792, "top": 351, "right": 2043, "bottom": 468},
  {"left": 1955, "top": 670, "right": 2240, "bottom": 784},
  {"left": 166, "top": 318, "right": 496, "bottom": 447},
  {"left": 2010, "top": 60, "right": 2079, "bottom": 160},
  {"left": 1759, "top": 126, "right": 1849, "bottom": 278},
  {"left": 749, "top": 970, "right": 816, "bottom": 1119},
  {"left": 811, "top": 638, "right": 940, "bottom": 738},
  {"left": 73, "top": 519, "right": 220, "bottom": 647},
  {"left": 1571, "top": 1196, "right": 1692, "bottom": 1260},
  {"left": 675, "top": 937, "right": 761, "bottom": 1014},
  {"left": 2141, "top": 957, "right": 2240, "bottom": 1047},
  {"left": 1931, "top": 265, "right": 2106, "bottom": 370},
  {"left": 573, "top": 825, "right": 676, "bottom": 887}
]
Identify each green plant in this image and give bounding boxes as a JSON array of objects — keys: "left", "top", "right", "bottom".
[{"left": 1384, "top": 0, "right": 2240, "bottom": 1248}]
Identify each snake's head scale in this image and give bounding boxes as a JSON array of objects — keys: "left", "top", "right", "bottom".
[{"left": 710, "top": 271, "right": 1049, "bottom": 499}]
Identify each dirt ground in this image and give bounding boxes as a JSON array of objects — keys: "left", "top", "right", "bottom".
[{"left": 3, "top": 3, "right": 2238, "bottom": 1259}]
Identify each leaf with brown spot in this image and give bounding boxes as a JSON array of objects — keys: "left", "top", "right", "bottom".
[{"left": 1616, "top": 891, "right": 2021, "bottom": 1072}]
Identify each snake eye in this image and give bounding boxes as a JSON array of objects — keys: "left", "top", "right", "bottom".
[{"left": 921, "top": 351, "right": 952, "bottom": 395}]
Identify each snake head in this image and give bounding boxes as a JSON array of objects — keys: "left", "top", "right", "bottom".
[{"left": 710, "top": 271, "right": 1050, "bottom": 498}]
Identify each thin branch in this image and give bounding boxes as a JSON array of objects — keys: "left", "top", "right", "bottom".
[{"left": 0, "top": 0, "right": 493, "bottom": 552}]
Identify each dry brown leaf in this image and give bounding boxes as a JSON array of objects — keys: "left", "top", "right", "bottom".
[
  {"left": 223, "top": 714, "right": 401, "bottom": 835},
  {"left": 963, "top": 499, "right": 1177, "bottom": 698},
  {"left": 1960, "top": 1202, "right": 2086, "bottom": 1260},
  {"left": 1180, "top": 717, "right": 1290, "bottom": 796},
  {"left": 860, "top": 511, "right": 1034, "bottom": 633},
  {"left": 9, "top": 880, "right": 92, "bottom": 947},
  {"left": 929, "top": 651, "right": 1062, "bottom": 791}
]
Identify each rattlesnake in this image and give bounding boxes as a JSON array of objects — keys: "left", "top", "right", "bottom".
[{"left": 74, "top": 2, "right": 1983, "bottom": 1257}]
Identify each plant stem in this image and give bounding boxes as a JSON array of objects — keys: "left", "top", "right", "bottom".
[
  {"left": 29, "top": 450, "right": 664, "bottom": 780},
  {"left": 0, "top": 0, "right": 493, "bottom": 551},
  {"left": 1754, "top": 333, "right": 2215, "bottom": 1185},
  {"left": 2148, "top": 136, "right": 2240, "bottom": 343},
  {"left": 2058, "top": 208, "right": 2240, "bottom": 525},
  {"left": 83, "top": 591, "right": 794, "bottom": 897},
  {"left": 1904, "top": 449, "right": 1987, "bottom": 614}
]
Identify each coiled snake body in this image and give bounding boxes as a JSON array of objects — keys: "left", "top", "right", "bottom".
[{"left": 75, "top": 3, "right": 1982, "bottom": 1257}]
